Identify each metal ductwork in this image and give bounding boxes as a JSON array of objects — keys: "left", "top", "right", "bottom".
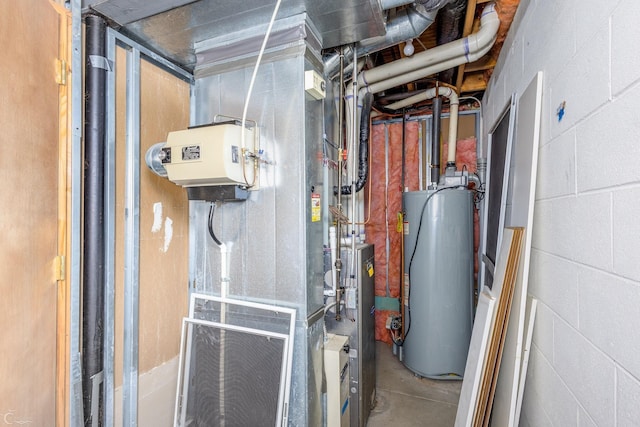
[
  {"left": 356, "top": 3, "right": 499, "bottom": 95},
  {"left": 325, "top": 0, "right": 454, "bottom": 77}
]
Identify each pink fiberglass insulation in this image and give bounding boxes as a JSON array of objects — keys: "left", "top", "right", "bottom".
[
  {"left": 366, "top": 121, "right": 420, "bottom": 344},
  {"left": 441, "top": 136, "right": 477, "bottom": 174}
]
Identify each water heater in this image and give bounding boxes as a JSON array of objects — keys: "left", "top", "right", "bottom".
[
  {"left": 145, "top": 122, "right": 256, "bottom": 187},
  {"left": 402, "top": 188, "right": 474, "bottom": 379}
]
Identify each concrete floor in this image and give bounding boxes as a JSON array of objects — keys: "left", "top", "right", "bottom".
[{"left": 367, "top": 342, "right": 461, "bottom": 427}]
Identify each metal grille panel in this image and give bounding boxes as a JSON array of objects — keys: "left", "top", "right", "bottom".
[{"left": 176, "top": 295, "right": 296, "bottom": 426}]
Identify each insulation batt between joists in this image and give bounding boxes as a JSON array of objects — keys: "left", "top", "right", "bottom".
[
  {"left": 366, "top": 122, "right": 420, "bottom": 344},
  {"left": 366, "top": 126, "right": 481, "bottom": 344}
]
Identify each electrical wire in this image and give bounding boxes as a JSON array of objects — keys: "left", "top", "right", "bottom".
[
  {"left": 240, "top": 0, "right": 282, "bottom": 186},
  {"left": 208, "top": 202, "right": 223, "bottom": 247}
]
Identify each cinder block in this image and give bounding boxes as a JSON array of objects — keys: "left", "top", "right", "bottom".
[
  {"left": 578, "top": 267, "right": 640, "bottom": 379},
  {"left": 528, "top": 250, "right": 579, "bottom": 328},
  {"left": 617, "top": 367, "right": 640, "bottom": 427},
  {"left": 532, "top": 193, "right": 612, "bottom": 270},
  {"left": 536, "top": 129, "right": 576, "bottom": 200},
  {"left": 613, "top": 188, "right": 640, "bottom": 281},
  {"left": 522, "top": 1, "right": 576, "bottom": 84},
  {"left": 519, "top": 347, "right": 556, "bottom": 427},
  {"left": 548, "top": 20, "right": 609, "bottom": 140},
  {"left": 575, "top": 0, "right": 622, "bottom": 53},
  {"left": 502, "top": 36, "right": 524, "bottom": 98},
  {"left": 611, "top": 0, "right": 640, "bottom": 95},
  {"left": 578, "top": 407, "right": 598, "bottom": 427},
  {"left": 576, "top": 83, "right": 640, "bottom": 191},
  {"left": 553, "top": 318, "right": 615, "bottom": 427},
  {"left": 530, "top": 301, "right": 555, "bottom": 362},
  {"left": 524, "top": 345, "right": 578, "bottom": 427}
]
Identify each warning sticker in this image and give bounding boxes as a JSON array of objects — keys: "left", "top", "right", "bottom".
[
  {"left": 311, "top": 193, "right": 321, "bottom": 222},
  {"left": 367, "top": 261, "right": 374, "bottom": 277}
]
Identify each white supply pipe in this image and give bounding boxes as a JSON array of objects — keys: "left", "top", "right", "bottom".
[
  {"left": 380, "top": 0, "right": 415, "bottom": 9},
  {"left": 447, "top": 92, "right": 459, "bottom": 165},
  {"left": 357, "top": 3, "right": 499, "bottom": 90},
  {"left": 350, "top": 46, "right": 358, "bottom": 280},
  {"left": 329, "top": 226, "right": 338, "bottom": 294},
  {"left": 220, "top": 242, "right": 231, "bottom": 298},
  {"left": 376, "top": 86, "right": 460, "bottom": 164}
]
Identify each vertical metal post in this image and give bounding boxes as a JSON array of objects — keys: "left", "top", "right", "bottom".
[
  {"left": 188, "top": 80, "right": 197, "bottom": 297},
  {"left": 122, "top": 46, "right": 141, "bottom": 427},
  {"left": 70, "top": 0, "right": 84, "bottom": 425},
  {"left": 103, "top": 29, "right": 117, "bottom": 427},
  {"left": 350, "top": 45, "right": 358, "bottom": 278}
]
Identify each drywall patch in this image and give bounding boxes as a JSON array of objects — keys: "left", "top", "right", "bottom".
[
  {"left": 152, "top": 202, "right": 163, "bottom": 233},
  {"left": 163, "top": 217, "right": 173, "bottom": 253}
]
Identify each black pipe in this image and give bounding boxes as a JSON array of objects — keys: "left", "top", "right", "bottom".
[
  {"left": 431, "top": 96, "right": 442, "bottom": 185},
  {"left": 83, "top": 14, "right": 107, "bottom": 426},
  {"left": 437, "top": 0, "right": 467, "bottom": 84},
  {"left": 340, "top": 92, "right": 373, "bottom": 195}
]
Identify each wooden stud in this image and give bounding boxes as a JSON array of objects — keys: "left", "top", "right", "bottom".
[
  {"left": 53, "top": 3, "right": 72, "bottom": 426},
  {"left": 456, "top": 0, "right": 479, "bottom": 93}
]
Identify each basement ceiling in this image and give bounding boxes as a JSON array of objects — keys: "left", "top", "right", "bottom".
[{"left": 83, "top": 0, "right": 519, "bottom": 97}]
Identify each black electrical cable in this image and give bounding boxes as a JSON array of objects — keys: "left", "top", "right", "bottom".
[
  {"left": 401, "top": 185, "right": 467, "bottom": 345},
  {"left": 208, "top": 202, "right": 223, "bottom": 246}
]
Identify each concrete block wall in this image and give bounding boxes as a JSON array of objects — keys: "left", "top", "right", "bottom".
[{"left": 483, "top": 0, "right": 640, "bottom": 425}]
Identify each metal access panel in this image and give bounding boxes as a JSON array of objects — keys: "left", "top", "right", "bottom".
[{"left": 325, "top": 243, "right": 376, "bottom": 427}]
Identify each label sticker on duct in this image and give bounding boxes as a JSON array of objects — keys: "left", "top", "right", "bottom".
[
  {"left": 403, "top": 221, "right": 409, "bottom": 235},
  {"left": 311, "top": 193, "right": 321, "bottom": 222},
  {"left": 182, "top": 145, "right": 200, "bottom": 161}
]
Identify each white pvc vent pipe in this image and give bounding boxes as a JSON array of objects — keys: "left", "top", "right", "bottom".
[
  {"left": 376, "top": 87, "right": 460, "bottom": 164},
  {"left": 357, "top": 2, "right": 499, "bottom": 94}
]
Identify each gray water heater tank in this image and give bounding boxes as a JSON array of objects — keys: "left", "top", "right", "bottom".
[{"left": 402, "top": 188, "right": 474, "bottom": 379}]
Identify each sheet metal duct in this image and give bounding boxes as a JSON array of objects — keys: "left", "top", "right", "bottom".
[
  {"left": 87, "top": 0, "right": 386, "bottom": 70},
  {"left": 82, "top": 0, "right": 199, "bottom": 25},
  {"left": 324, "top": 0, "right": 455, "bottom": 77},
  {"left": 189, "top": 15, "right": 329, "bottom": 425}
]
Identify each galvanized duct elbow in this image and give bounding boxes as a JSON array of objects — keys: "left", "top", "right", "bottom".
[
  {"left": 324, "top": 0, "right": 454, "bottom": 77},
  {"left": 356, "top": 4, "right": 439, "bottom": 57}
]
